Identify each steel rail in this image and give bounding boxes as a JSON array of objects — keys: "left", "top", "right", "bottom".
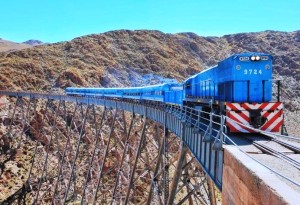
[
  {"left": 240, "top": 133, "right": 300, "bottom": 171},
  {"left": 252, "top": 140, "right": 300, "bottom": 170},
  {"left": 271, "top": 138, "right": 300, "bottom": 153}
]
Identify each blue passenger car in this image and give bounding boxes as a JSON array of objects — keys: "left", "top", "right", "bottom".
[
  {"left": 65, "top": 83, "right": 182, "bottom": 103},
  {"left": 165, "top": 85, "right": 184, "bottom": 105}
]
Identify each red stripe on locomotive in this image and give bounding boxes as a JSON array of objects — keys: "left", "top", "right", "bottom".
[{"left": 226, "top": 102, "right": 284, "bottom": 133}]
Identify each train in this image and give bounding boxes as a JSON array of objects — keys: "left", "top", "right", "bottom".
[{"left": 66, "top": 52, "right": 284, "bottom": 133}]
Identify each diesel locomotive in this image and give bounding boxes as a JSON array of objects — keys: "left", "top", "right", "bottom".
[{"left": 66, "top": 52, "right": 283, "bottom": 133}]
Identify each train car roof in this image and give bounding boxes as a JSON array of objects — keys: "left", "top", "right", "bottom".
[
  {"left": 183, "top": 52, "right": 272, "bottom": 84},
  {"left": 222, "top": 52, "right": 272, "bottom": 61},
  {"left": 217, "top": 52, "right": 272, "bottom": 69},
  {"left": 66, "top": 83, "right": 180, "bottom": 91},
  {"left": 183, "top": 65, "right": 217, "bottom": 83}
]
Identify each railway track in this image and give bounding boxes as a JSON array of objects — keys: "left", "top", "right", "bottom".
[
  {"left": 244, "top": 133, "right": 300, "bottom": 170},
  {"left": 271, "top": 138, "right": 300, "bottom": 153}
]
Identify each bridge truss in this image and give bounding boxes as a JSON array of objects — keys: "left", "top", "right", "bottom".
[{"left": 0, "top": 92, "right": 222, "bottom": 204}]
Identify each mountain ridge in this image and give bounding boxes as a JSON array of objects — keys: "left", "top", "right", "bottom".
[
  {"left": 22, "top": 39, "right": 43, "bottom": 46},
  {"left": 0, "top": 38, "right": 32, "bottom": 52},
  {"left": 0, "top": 30, "right": 299, "bottom": 102}
]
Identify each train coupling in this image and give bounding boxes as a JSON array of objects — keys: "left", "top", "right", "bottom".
[{"left": 249, "top": 109, "right": 265, "bottom": 128}]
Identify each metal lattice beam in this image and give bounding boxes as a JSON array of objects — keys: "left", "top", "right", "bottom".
[{"left": 0, "top": 94, "right": 218, "bottom": 204}]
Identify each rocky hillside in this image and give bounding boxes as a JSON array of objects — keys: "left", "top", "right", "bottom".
[{"left": 0, "top": 30, "right": 299, "bottom": 102}]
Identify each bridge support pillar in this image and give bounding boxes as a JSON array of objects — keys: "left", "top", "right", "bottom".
[
  {"left": 167, "top": 141, "right": 187, "bottom": 205},
  {"left": 207, "top": 175, "right": 217, "bottom": 205}
]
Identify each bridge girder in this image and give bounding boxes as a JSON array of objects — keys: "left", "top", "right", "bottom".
[{"left": 0, "top": 95, "right": 218, "bottom": 204}]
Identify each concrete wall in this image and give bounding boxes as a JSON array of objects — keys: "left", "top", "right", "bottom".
[{"left": 222, "top": 146, "right": 299, "bottom": 205}]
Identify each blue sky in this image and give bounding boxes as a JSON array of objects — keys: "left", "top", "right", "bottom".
[{"left": 1, "top": 0, "right": 299, "bottom": 43}]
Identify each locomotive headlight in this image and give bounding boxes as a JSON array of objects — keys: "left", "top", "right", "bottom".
[
  {"left": 250, "top": 56, "right": 256, "bottom": 61},
  {"left": 255, "top": 56, "right": 261, "bottom": 61}
]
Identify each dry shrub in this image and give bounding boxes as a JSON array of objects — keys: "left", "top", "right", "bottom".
[{"left": 56, "top": 67, "right": 86, "bottom": 88}]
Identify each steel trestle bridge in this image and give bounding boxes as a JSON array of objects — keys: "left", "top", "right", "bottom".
[{"left": 1, "top": 90, "right": 297, "bottom": 204}]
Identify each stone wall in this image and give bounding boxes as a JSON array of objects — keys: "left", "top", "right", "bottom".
[{"left": 222, "top": 146, "right": 299, "bottom": 205}]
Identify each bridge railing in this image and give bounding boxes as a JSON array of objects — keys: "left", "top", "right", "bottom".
[
  {"left": 139, "top": 103, "right": 226, "bottom": 149},
  {"left": 162, "top": 104, "right": 226, "bottom": 188}
]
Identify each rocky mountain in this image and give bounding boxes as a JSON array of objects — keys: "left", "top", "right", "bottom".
[
  {"left": 0, "top": 38, "right": 32, "bottom": 52},
  {"left": 0, "top": 30, "right": 299, "bottom": 103},
  {"left": 23, "top": 39, "right": 43, "bottom": 46}
]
